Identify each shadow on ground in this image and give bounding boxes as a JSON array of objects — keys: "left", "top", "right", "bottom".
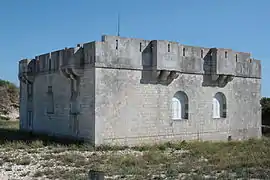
[{"left": 0, "top": 127, "right": 86, "bottom": 146}]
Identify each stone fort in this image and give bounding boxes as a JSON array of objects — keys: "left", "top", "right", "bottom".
[{"left": 18, "top": 35, "right": 262, "bottom": 145}]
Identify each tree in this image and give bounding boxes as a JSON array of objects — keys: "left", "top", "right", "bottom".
[{"left": 261, "top": 97, "right": 270, "bottom": 134}]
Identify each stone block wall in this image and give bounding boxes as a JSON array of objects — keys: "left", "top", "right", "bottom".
[
  {"left": 94, "top": 35, "right": 261, "bottom": 145},
  {"left": 18, "top": 35, "right": 262, "bottom": 146},
  {"left": 95, "top": 68, "right": 261, "bottom": 146}
]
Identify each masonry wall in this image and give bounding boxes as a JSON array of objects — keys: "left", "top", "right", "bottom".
[
  {"left": 27, "top": 70, "right": 95, "bottom": 141},
  {"left": 32, "top": 72, "right": 71, "bottom": 136},
  {"left": 19, "top": 81, "right": 28, "bottom": 130},
  {"left": 95, "top": 69, "right": 261, "bottom": 145},
  {"left": 18, "top": 59, "right": 31, "bottom": 131},
  {"left": 19, "top": 42, "right": 96, "bottom": 142},
  {"left": 94, "top": 35, "right": 261, "bottom": 146},
  {"left": 77, "top": 67, "right": 96, "bottom": 142}
]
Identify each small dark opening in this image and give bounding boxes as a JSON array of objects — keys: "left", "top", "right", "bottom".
[
  {"left": 228, "top": 136, "right": 232, "bottom": 141},
  {"left": 225, "top": 51, "right": 228, "bottom": 58},
  {"left": 116, "top": 40, "right": 118, "bottom": 50},
  {"left": 139, "top": 42, "right": 142, "bottom": 52},
  {"left": 200, "top": 49, "right": 203, "bottom": 58},
  {"left": 236, "top": 54, "right": 238, "bottom": 62},
  {"left": 183, "top": 47, "right": 186, "bottom": 56},
  {"left": 48, "top": 59, "right": 52, "bottom": 71},
  {"left": 168, "top": 44, "right": 170, "bottom": 52},
  {"left": 48, "top": 86, "right": 52, "bottom": 93}
]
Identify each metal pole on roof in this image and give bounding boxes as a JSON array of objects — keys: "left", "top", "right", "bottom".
[{"left": 117, "top": 13, "right": 120, "bottom": 36}]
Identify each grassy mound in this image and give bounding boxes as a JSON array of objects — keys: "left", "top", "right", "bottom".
[{"left": 0, "top": 79, "right": 19, "bottom": 120}]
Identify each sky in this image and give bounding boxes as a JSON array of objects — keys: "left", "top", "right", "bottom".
[{"left": 0, "top": 0, "right": 269, "bottom": 96}]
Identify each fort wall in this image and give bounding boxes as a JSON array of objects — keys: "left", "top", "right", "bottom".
[
  {"left": 95, "top": 68, "right": 261, "bottom": 145},
  {"left": 18, "top": 35, "right": 262, "bottom": 145}
]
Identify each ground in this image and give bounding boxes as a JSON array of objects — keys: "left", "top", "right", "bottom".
[{"left": 0, "top": 119, "right": 270, "bottom": 180}]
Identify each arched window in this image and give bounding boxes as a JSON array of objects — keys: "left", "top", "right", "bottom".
[
  {"left": 212, "top": 92, "right": 226, "bottom": 118},
  {"left": 171, "top": 91, "right": 188, "bottom": 120}
]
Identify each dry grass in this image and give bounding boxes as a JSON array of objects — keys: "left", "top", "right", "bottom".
[
  {"left": 0, "top": 118, "right": 19, "bottom": 129},
  {"left": 0, "top": 119, "right": 269, "bottom": 179}
]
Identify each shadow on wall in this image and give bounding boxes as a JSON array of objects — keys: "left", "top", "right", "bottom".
[
  {"left": 140, "top": 42, "right": 179, "bottom": 86},
  {"left": 0, "top": 123, "right": 86, "bottom": 146},
  {"left": 202, "top": 49, "right": 233, "bottom": 88},
  {"left": 139, "top": 45, "right": 232, "bottom": 87},
  {"left": 140, "top": 42, "right": 156, "bottom": 85}
]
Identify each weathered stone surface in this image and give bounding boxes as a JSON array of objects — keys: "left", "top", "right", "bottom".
[
  {"left": 18, "top": 35, "right": 262, "bottom": 146},
  {"left": 95, "top": 69, "right": 261, "bottom": 145}
]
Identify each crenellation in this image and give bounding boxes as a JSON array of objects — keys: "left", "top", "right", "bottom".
[
  {"left": 51, "top": 49, "right": 63, "bottom": 71},
  {"left": 191, "top": 46, "right": 204, "bottom": 58},
  {"left": 18, "top": 35, "right": 261, "bottom": 79},
  {"left": 215, "top": 48, "right": 236, "bottom": 76},
  {"left": 96, "top": 36, "right": 151, "bottom": 69},
  {"left": 27, "top": 59, "right": 37, "bottom": 74},
  {"left": 82, "top": 41, "right": 95, "bottom": 65},
  {"left": 236, "top": 58, "right": 261, "bottom": 78},
  {"left": 18, "top": 59, "right": 36, "bottom": 84},
  {"left": 180, "top": 45, "right": 205, "bottom": 74},
  {"left": 154, "top": 40, "right": 179, "bottom": 71},
  {"left": 235, "top": 52, "right": 251, "bottom": 63},
  {"left": 181, "top": 45, "right": 193, "bottom": 57},
  {"left": 250, "top": 59, "right": 261, "bottom": 78},
  {"left": 200, "top": 47, "right": 210, "bottom": 59},
  {"left": 62, "top": 48, "right": 74, "bottom": 66},
  {"left": 19, "top": 59, "right": 31, "bottom": 74},
  {"left": 37, "top": 53, "right": 49, "bottom": 72},
  {"left": 101, "top": 35, "right": 147, "bottom": 44}
]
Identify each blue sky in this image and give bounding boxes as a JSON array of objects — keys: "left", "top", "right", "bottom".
[{"left": 0, "top": 0, "right": 269, "bottom": 96}]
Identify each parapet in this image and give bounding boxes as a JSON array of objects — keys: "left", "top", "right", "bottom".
[
  {"left": 213, "top": 48, "right": 260, "bottom": 78},
  {"left": 18, "top": 35, "right": 262, "bottom": 80},
  {"left": 18, "top": 59, "right": 31, "bottom": 75},
  {"left": 18, "top": 45, "right": 86, "bottom": 79},
  {"left": 236, "top": 58, "right": 261, "bottom": 78},
  {"left": 96, "top": 35, "right": 151, "bottom": 69},
  {"left": 96, "top": 35, "right": 261, "bottom": 78},
  {"left": 18, "top": 59, "right": 36, "bottom": 83}
]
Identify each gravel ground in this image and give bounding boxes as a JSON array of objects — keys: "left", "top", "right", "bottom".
[
  {"left": 0, "top": 119, "right": 269, "bottom": 180},
  {"left": 1, "top": 144, "right": 268, "bottom": 180},
  {"left": 0, "top": 147, "right": 191, "bottom": 180}
]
